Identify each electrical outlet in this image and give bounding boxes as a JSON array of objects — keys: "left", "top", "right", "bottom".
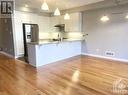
[{"left": 105, "top": 51, "right": 115, "bottom": 56}]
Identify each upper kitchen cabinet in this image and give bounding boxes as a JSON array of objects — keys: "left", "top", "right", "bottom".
[
  {"left": 50, "top": 12, "right": 82, "bottom": 32},
  {"left": 61, "top": 12, "right": 82, "bottom": 32},
  {"left": 66, "top": 12, "right": 82, "bottom": 32},
  {"left": 50, "top": 16, "right": 60, "bottom": 32}
]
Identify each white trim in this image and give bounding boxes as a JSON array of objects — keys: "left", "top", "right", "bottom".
[
  {"left": 82, "top": 53, "right": 128, "bottom": 63},
  {"left": 0, "top": 51, "right": 14, "bottom": 58},
  {"left": 0, "top": 52, "right": 24, "bottom": 59},
  {"left": 15, "top": 54, "right": 24, "bottom": 59}
]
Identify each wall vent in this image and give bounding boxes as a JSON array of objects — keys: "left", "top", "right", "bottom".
[{"left": 105, "top": 51, "right": 115, "bottom": 56}]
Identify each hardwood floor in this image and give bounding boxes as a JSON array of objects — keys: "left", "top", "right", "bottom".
[{"left": 0, "top": 53, "right": 128, "bottom": 95}]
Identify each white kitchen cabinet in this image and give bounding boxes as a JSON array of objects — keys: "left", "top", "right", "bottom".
[
  {"left": 50, "top": 16, "right": 60, "bottom": 32},
  {"left": 64, "top": 12, "right": 82, "bottom": 32},
  {"left": 13, "top": 18, "right": 24, "bottom": 57},
  {"left": 28, "top": 41, "right": 82, "bottom": 67},
  {"left": 50, "top": 12, "right": 82, "bottom": 32}
]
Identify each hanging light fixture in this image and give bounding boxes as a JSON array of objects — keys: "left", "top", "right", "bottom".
[
  {"left": 41, "top": 1, "right": 49, "bottom": 11},
  {"left": 25, "top": 4, "right": 28, "bottom": 7},
  {"left": 64, "top": 2, "right": 70, "bottom": 20},
  {"left": 54, "top": 8, "right": 60, "bottom": 16},
  {"left": 100, "top": 15, "right": 110, "bottom": 22},
  {"left": 64, "top": 13, "right": 70, "bottom": 20},
  {"left": 126, "top": 15, "right": 128, "bottom": 19}
]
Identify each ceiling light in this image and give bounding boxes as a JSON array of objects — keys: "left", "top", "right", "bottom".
[
  {"left": 41, "top": 2, "right": 49, "bottom": 11},
  {"left": 54, "top": 8, "right": 60, "bottom": 16},
  {"left": 64, "top": 13, "right": 70, "bottom": 20},
  {"left": 100, "top": 15, "right": 110, "bottom": 22},
  {"left": 126, "top": 15, "right": 128, "bottom": 19},
  {"left": 25, "top": 4, "right": 28, "bottom": 7}
]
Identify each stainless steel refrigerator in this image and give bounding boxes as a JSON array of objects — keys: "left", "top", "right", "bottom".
[{"left": 23, "top": 23, "right": 39, "bottom": 62}]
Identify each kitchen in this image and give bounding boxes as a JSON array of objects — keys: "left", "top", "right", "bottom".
[
  {"left": 11, "top": 0, "right": 128, "bottom": 67},
  {"left": 0, "top": 0, "right": 128, "bottom": 94},
  {"left": 13, "top": 10, "right": 85, "bottom": 67}
]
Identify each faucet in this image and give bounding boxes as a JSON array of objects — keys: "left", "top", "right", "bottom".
[
  {"left": 57, "top": 33, "right": 63, "bottom": 42},
  {"left": 83, "top": 34, "right": 88, "bottom": 41}
]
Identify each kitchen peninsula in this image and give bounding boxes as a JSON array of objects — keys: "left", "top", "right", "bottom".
[
  {"left": 26, "top": 11, "right": 83, "bottom": 67},
  {"left": 27, "top": 39, "right": 83, "bottom": 67}
]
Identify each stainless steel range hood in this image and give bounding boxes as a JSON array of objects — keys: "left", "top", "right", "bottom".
[{"left": 54, "top": 24, "right": 65, "bottom": 32}]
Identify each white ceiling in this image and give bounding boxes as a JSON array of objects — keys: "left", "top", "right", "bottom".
[{"left": 15, "top": 0, "right": 104, "bottom": 12}]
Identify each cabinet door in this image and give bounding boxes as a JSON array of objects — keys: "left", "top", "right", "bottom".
[
  {"left": 50, "top": 16, "right": 60, "bottom": 32},
  {"left": 49, "top": 12, "right": 82, "bottom": 32},
  {"left": 14, "top": 18, "right": 24, "bottom": 56},
  {"left": 65, "top": 12, "right": 82, "bottom": 32},
  {"left": 64, "top": 18, "right": 71, "bottom": 32},
  {"left": 59, "top": 15, "right": 64, "bottom": 24}
]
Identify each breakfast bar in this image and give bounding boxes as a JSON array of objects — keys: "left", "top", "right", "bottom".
[{"left": 27, "top": 40, "right": 82, "bottom": 67}]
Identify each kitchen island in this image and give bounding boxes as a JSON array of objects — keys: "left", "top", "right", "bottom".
[{"left": 27, "top": 39, "right": 82, "bottom": 67}]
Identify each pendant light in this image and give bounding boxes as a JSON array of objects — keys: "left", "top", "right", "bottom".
[
  {"left": 41, "top": 1, "right": 49, "bottom": 11},
  {"left": 25, "top": 4, "right": 28, "bottom": 7},
  {"left": 64, "top": 13, "right": 70, "bottom": 20},
  {"left": 64, "top": 2, "right": 70, "bottom": 20},
  {"left": 126, "top": 15, "right": 128, "bottom": 19},
  {"left": 100, "top": 15, "right": 110, "bottom": 22},
  {"left": 54, "top": 8, "right": 60, "bottom": 16}
]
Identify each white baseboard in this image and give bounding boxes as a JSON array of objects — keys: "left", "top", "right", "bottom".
[
  {"left": 0, "top": 51, "right": 24, "bottom": 59},
  {"left": 82, "top": 53, "right": 128, "bottom": 63},
  {"left": 15, "top": 54, "right": 24, "bottom": 59},
  {"left": 0, "top": 51, "right": 14, "bottom": 58}
]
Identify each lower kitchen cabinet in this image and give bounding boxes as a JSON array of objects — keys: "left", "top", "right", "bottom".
[{"left": 27, "top": 41, "right": 82, "bottom": 67}]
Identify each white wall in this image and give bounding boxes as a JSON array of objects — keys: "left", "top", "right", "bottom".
[
  {"left": 13, "top": 11, "right": 50, "bottom": 58},
  {"left": 82, "top": 4, "right": 128, "bottom": 60}
]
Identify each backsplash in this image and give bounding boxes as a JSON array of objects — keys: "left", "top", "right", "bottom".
[
  {"left": 39, "top": 32, "right": 59, "bottom": 39},
  {"left": 39, "top": 32, "right": 84, "bottom": 40},
  {"left": 64, "top": 32, "right": 83, "bottom": 39}
]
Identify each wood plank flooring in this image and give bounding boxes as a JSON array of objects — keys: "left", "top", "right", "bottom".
[{"left": 0, "top": 53, "right": 128, "bottom": 95}]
